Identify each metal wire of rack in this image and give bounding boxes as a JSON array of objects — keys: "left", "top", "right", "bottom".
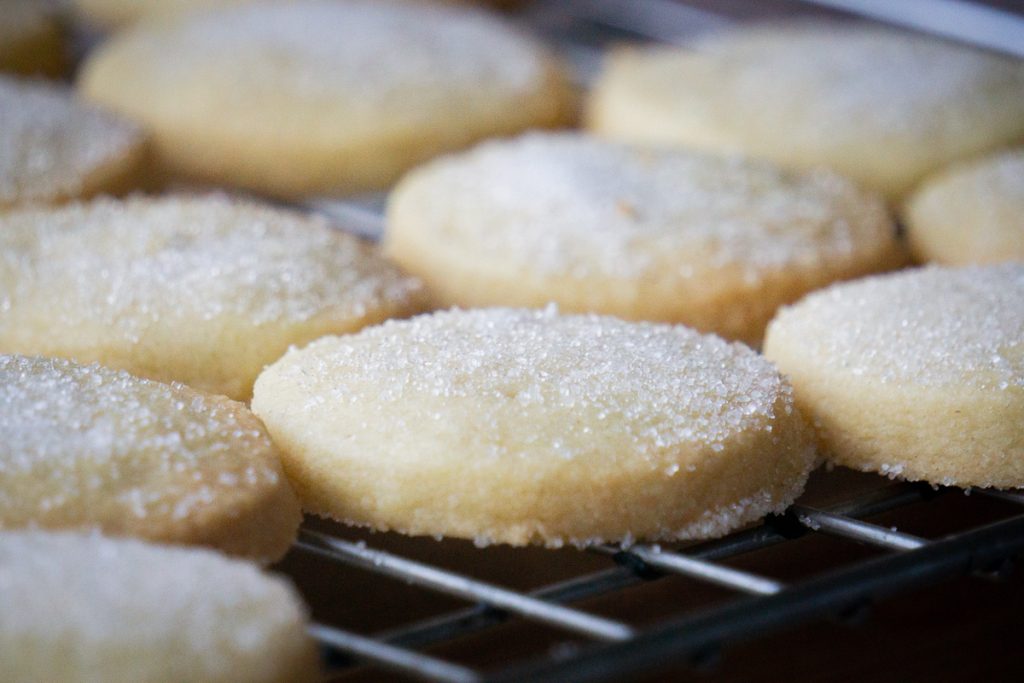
[{"left": 280, "top": 1, "right": 1024, "bottom": 681}]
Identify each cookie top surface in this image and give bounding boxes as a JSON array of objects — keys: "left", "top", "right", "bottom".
[
  {"left": 259, "top": 306, "right": 790, "bottom": 457},
  {"left": 388, "top": 133, "right": 892, "bottom": 281},
  {"left": 0, "top": 194, "right": 421, "bottom": 332},
  {"left": 682, "top": 23, "right": 1023, "bottom": 136},
  {"left": 766, "top": 265, "right": 1024, "bottom": 390},
  {"left": 905, "top": 148, "right": 1024, "bottom": 264},
  {"left": 82, "top": 0, "right": 556, "bottom": 134},
  {"left": 0, "top": 76, "right": 143, "bottom": 207},
  {"left": 0, "top": 355, "right": 295, "bottom": 543},
  {"left": 590, "top": 22, "right": 1024, "bottom": 197},
  {"left": 0, "top": 531, "right": 317, "bottom": 683}
]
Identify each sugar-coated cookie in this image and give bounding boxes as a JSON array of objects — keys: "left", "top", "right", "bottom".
[
  {"left": 386, "top": 133, "right": 902, "bottom": 346},
  {"left": 253, "top": 307, "right": 817, "bottom": 547},
  {"left": 0, "top": 76, "right": 145, "bottom": 208},
  {"left": 587, "top": 23, "right": 1024, "bottom": 199},
  {"left": 0, "top": 1, "right": 65, "bottom": 77},
  {"left": 904, "top": 149, "right": 1024, "bottom": 265},
  {"left": 0, "top": 355, "right": 302, "bottom": 561},
  {"left": 764, "top": 265, "right": 1024, "bottom": 488},
  {"left": 79, "top": 0, "right": 573, "bottom": 198},
  {"left": 0, "top": 195, "right": 424, "bottom": 400},
  {"left": 0, "top": 531, "right": 318, "bottom": 683}
]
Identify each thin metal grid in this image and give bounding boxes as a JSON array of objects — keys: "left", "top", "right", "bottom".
[
  {"left": 288, "top": 1, "right": 1024, "bottom": 680},
  {"left": 304, "top": 483, "right": 1024, "bottom": 682}
]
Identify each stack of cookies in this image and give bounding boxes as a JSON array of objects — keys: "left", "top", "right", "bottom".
[{"left": 2, "top": 1, "right": 1021, "bottom": 679}]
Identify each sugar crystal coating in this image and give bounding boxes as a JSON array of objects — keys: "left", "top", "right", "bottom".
[
  {"left": 389, "top": 132, "right": 892, "bottom": 280},
  {"left": 764, "top": 264, "right": 1024, "bottom": 487},
  {"left": 588, "top": 22, "right": 1024, "bottom": 197},
  {"left": 279, "top": 307, "right": 787, "bottom": 452},
  {"left": 149, "top": 0, "right": 546, "bottom": 113},
  {"left": 0, "top": 76, "right": 142, "bottom": 207},
  {"left": 0, "top": 195, "right": 424, "bottom": 398},
  {"left": 767, "top": 265, "right": 1024, "bottom": 390},
  {"left": 0, "top": 531, "right": 318, "bottom": 683},
  {"left": 0, "top": 355, "right": 301, "bottom": 560},
  {"left": 253, "top": 307, "right": 817, "bottom": 546},
  {"left": 79, "top": 0, "right": 571, "bottom": 195}
]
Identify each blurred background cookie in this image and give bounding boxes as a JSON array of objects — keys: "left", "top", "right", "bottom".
[
  {"left": 253, "top": 307, "right": 817, "bottom": 547},
  {"left": 0, "top": 76, "right": 145, "bottom": 209},
  {"left": 78, "top": 0, "right": 574, "bottom": 197},
  {"left": 0, "top": 531, "right": 318, "bottom": 683},
  {"left": 904, "top": 148, "right": 1024, "bottom": 265},
  {"left": 0, "top": 355, "right": 302, "bottom": 562},
  {"left": 386, "top": 133, "right": 903, "bottom": 345},
  {"left": 764, "top": 264, "right": 1024, "bottom": 488},
  {"left": 587, "top": 22, "right": 1024, "bottom": 199},
  {"left": 0, "top": 195, "right": 425, "bottom": 399}
]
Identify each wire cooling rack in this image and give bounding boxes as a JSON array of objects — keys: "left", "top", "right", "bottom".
[{"left": 282, "top": 1, "right": 1024, "bottom": 681}]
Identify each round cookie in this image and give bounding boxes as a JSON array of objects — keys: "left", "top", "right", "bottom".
[
  {"left": 0, "top": 354, "right": 302, "bottom": 562},
  {"left": 0, "top": 531, "right": 318, "bottom": 683},
  {"left": 763, "top": 264, "right": 1024, "bottom": 488},
  {"left": 586, "top": 22, "right": 1024, "bottom": 199},
  {"left": 0, "top": 194, "right": 424, "bottom": 400},
  {"left": 252, "top": 307, "right": 817, "bottom": 547},
  {"left": 78, "top": 0, "right": 574, "bottom": 198},
  {"left": 386, "top": 133, "right": 902, "bottom": 346},
  {"left": 0, "top": 1, "right": 65, "bottom": 77},
  {"left": 0, "top": 76, "right": 145, "bottom": 209},
  {"left": 904, "top": 149, "right": 1024, "bottom": 265}
]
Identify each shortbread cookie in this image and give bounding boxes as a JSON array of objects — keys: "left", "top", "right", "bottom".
[
  {"left": 386, "top": 133, "right": 902, "bottom": 345},
  {"left": 0, "top": 195, "right": 424, "bottom": 400},
  {"left": 0, "top": 76, "right": 145, "bottom": 208},
  {"left": 587, "top": 23, "right": 1024, "bottom": 199},
  {"left": 252, "top": 307, "right": 817, "bottom": 547},
  {"left": 904, "top": 149, "right": 1024, "bottom": 265},
  {"left": 764, "top": 265, "right": 1024, "bottom": 488},
  {"left": 0, "top": 355, "right": 302, "bottom": 561},
  {"left": 0, "top": 531, "right": 318, "bottom": 683},
  {"left": 78, "top": 0, "right": 573, "bottom": 198},
  {"left": 0, "top": 1, "right": 65, "bottom": 77}
]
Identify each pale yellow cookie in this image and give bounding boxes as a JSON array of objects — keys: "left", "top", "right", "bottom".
[
  {"left": 0, "top": 531, "right": 318, "bottom": 683},
  {"left": 386, "top": 133, "right": 902, "bottom": 346},
  {"left": 0, "top": 1, "right": 65, "bottom": 77},
  {"left": 78, "top": 0, "right": 574, "bottom": 198},
  {"left": 0, "top": 76, "right": 145, "bottom": 209},
  {"left": 904, "top": 149, "right": 1024, "bottom": 265},
  {"left": 252, "top": 307, "right": 817, "bottom": 547},
  {"left": 764, "top": 265, "right": 1024, "bottom": 488},
  {"left": 0, "top": 355, "right": 302, "bottom": 561},
  {"left": 0, "top": 195, "right": 424, "bottom": 400},
  {"left": 587, "top": 23, "right": 1024, "bottom": 199}
]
